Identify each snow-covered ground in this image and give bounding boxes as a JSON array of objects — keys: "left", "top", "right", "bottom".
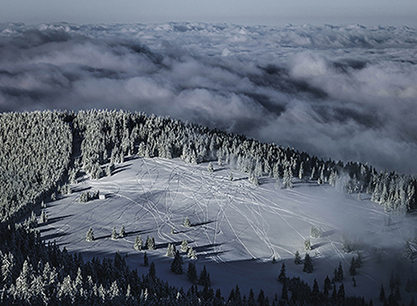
[{"left": 38, "top": 156, "right": 417, "bottom": 300}]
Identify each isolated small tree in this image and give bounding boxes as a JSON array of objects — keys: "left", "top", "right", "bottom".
[
  {"left": 86, "top": 227, "right": 94, "bottom": 242},
  {"left": 207, "top": 162, "right": 214, "bottom": 173},
  {"left": 134, "top": 235, "right": 143, "bottom": 251},
  {"left": 111, "top": 227, "right": 118, "bottom": 240},
  {"left": 166, "top": 243, "right": 176, "bottom": 257},
  {"left": 181, "top": 239, "right": 189, "bottom": 253},
  {"left": 304, "top": 239, "right": 312, "bottom": 251},
  {"left": 310, "top": 226, "right": 322, "bottom": 238},
  {"left": 119, "top": 225, "right": 125, "bottom": 238},
  {"left": 229, "top": 172, "right": 234, "bottom": 181},
  {"left": 171, "top": 251, "right": 183, "bottom": 275},
  {"left": 187, "top": 262, "right": 198, "bottom": 284},
  {"left": 183, "top": 217, "right": 191, "bottom": 228},
  {"left": 146, "top": 236, "right": 155, "bottom": 250},
  {"left": 278, "top": 263, "right": 287, "bottom": 284},
  {"left": 294, "top": 250, "right": 302, "bottom": 265},
  {"left": 188, "top": 246, "right": 197, "bottom": 259},
  {"left": 303, "top": 253, "right": 313, "bottom": 273}
]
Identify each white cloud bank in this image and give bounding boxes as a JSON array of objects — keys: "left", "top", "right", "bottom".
[{"left": 1, "top": 22, "right": 416, "bottom": 174}]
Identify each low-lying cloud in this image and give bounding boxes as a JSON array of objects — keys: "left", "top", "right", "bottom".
[{"left": 1, "top": 22, "right": 416, "bottom": 174}]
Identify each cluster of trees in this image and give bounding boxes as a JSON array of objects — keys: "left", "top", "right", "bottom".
[
  {"left": 0, "top": 111, "right": 72, "bottom": 221},
  {"left": 277, "top": 262, "right": 372, "bottom": 306}
]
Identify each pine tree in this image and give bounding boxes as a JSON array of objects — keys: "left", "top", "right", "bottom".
[
  {"left": 337, "top": 262, "right": 344, "bottom": 281},
  {"left": 199, "top": 265, "right": 211, "bottom": 287},
  {"left": 166, "top": 243, "right": 176, "bottom": 257},
  {"left": 304, "top": 239, "right": 312, "bottom": 251},
  {"left": 181, "top": 239, "right": 189, "bottom": 252},
  {"left": 143, "top": 252, "right": 149, "bottom": 266},
  {"left": 86, "top": 227, "right": 94, "bottom": 242},
  {"left": 146, "top": 236, "right": 155, "bottom": 250},
  {"left": 278, "top": 263, "right": 287, "bottom": 284},
  {"left": 187, "top": 262, "right": 198, "bottom": 284},
  {"left": 337, "top": 283, "right": 345, "bottom": 301},
  {"left": 111, "top": 227, "right": 118, "bottom": 240},
  {"left": 119, "top": 225, "right": 125, "bottom": 238},
  {"left": 171, "top": 251, "right": 183, "bottom": 275},
  {"left": 323, "top": 275, "right": 332, "bottom": 296},
  {"left": 134, "top": 235, "right": 143, "bottom": 251},
  {"left": 303, "top": 253, "right": 313, "bottom": 273},
  {"left": 379, "top": 284, "right": 386, "bottom": 302},
  {"left": 183, "top": 217, "right": 191, "bottom": 228},
  {"left": 207, "top": 162, "right": 214, "bottom": 173}
]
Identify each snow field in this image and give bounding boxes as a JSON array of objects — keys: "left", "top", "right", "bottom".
[{"left": 38, "top": 156, "right": 417, "bottom": 301}]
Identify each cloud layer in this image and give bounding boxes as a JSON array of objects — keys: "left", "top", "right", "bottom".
[{"left": 1, "top": 22, "right": 417, "bottom": 174}]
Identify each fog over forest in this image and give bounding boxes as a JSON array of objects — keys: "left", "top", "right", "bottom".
[{"left": 1, "top": 22, "right": 416, "bottom": 174}]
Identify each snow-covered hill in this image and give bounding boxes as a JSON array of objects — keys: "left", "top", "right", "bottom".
[{"left": 39, "top": 156, "right": 417, "bottom": 301}]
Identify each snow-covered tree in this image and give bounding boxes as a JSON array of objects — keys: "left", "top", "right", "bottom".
[
  {"left": 111, "top": 227, "right": 118, "bottom": 240},
  {"left": 86, "top": 227, "right": 94, "bottom": 242},
  {"left": 304, "top": 239, "right": 312, "bottom": 251},
  {"left": 119, "top": 225, "right": 125, "bottom": 238},
  {"left": 166, "top": 243, "right": 176, "bottom": 257},
  {"left": 207, "top": 162, "right": 214, "bottom": 173},
  {"left": 310, "top": 226, "right": 322, "bottom": 238},
  {"left": 134, "top": 235, "right": 143, "bottom": 251},
  {"left": 181, "top": 239, "right": 189, "bottom": 253},
  {"left": 183, "top": 217, "right": 191, "bottom": 228}
]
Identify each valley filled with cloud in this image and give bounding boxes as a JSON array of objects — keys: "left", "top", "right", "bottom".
[{"left": 1, "top": 22, "right": 416, "bottom": 174}]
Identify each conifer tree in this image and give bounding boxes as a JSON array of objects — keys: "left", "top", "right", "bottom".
[
  {"left": 303, "top": 253, "right": 313, "bottom": 273},
  {"left": 171, "top": 251, "right": 183, "bottom": 275},
  {"left": 146, "top": 236, "right": 156, "bottom": 250},
  {"left": 187, "top": 262, "right": 198, "bottom": 284},
  {"left": 111, "top": 227, "right": 118, "bottom": 240},
  {"left": 181, "top": 239, "right": 189, "bottom": 253},
  {"left": 183, "top": 217, "right": 191, "bottom": 228},
  {"left": 199, "top": 265, "right": 211, "bottom": 287},
  {"left": 207, "top": 162, "right": 214, "bottom": 173},
  {"left": 304, "top": 239, "right": 312, "bottom": 251},
  {"left": 278, "top": 263, "right": 287, "bottom": 284},
  {"left": 86, "top": 227, "right": 94, "bottom": 242},
  {"left": 119, "top": 225, "right": 125, "bottom": 238},
  {"left": 323, "top": 276, "right": 332, "bottom": 296},
  {"left": 143, "top": 252, "right": 149, "bottom": 266},
  {"left": 166, "top": 243, "right": 176, "bottom": 257},
  {"left": 134, "top": 235, "right": 143, "bottom": 251}
]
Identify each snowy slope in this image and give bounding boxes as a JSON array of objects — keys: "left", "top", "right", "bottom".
[{"left": 38, "top": 156, "right": 417, "bottom": 300}]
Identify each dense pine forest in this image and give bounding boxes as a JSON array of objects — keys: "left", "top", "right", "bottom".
[{"left": 0, "top": 109, "right": 416, "bottom": 305}]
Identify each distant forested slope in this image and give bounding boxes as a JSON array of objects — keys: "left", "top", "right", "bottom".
[{"left": 0, "top": 111, "right": 72, "bottom": 220}]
